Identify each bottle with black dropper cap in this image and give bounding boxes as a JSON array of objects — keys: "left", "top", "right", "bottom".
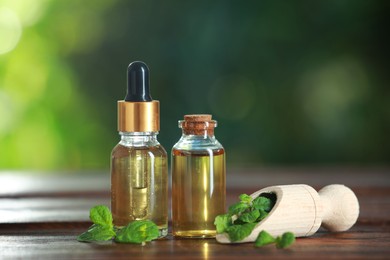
[{"left": 111, "top": 61, "right": 168, "bottom": 237}]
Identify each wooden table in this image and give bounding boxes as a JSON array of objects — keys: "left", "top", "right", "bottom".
[{"left": 0, "top": 167, "right": 389, "bottom": 259}]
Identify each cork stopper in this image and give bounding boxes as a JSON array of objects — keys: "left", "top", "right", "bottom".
[{"left": 179, "top": 114, "right": 217, "bottom": 135}]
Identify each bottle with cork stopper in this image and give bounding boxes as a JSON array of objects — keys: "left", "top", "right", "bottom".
[
  {"left": 171, "top": 114, "right": 226, "bottom": 238},
  {"left": 111, "top": 61, "right": 168, "bottom": 237}
]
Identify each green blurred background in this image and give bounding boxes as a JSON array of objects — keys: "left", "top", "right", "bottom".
[{"left": 0, "top": 0, "right": 389, "bottom": 170}]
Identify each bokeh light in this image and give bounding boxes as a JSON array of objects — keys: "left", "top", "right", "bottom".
[
  {"left": 0, "top": 0, "right": 388, "bottom": 170},
  {"left": 0, "top": 7, "right": 22, "bottom": 55}
]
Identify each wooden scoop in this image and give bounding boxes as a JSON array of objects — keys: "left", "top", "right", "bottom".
[{"left": 216, "top": 184, "right": 359, "bottom": 243}]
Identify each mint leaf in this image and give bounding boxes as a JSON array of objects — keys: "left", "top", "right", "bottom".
[
  {"left": 77, "top": 224, "right": 116, "bottom": 242},
  {"left": 214, "top": 214, "right": 232, "bottom": 233},
  {"left": 226, "top": 223, "right": 257, "bottom": 242},
  {"left": 89, "top": 205, "right": 113, "bottom": 228},
  {"left": 276, "top": 232, "right": 295, "bottom": 249},
  {"left": 254, "top": 231, "right": 295, "bottom": 249},
  {"left": 239, "top": 194, "right": 253, "bottom": 204},
  {"left": 256, "top": 209, "right": 269, "bottom": 222},
  {"left": 255, "top": 230, "right": 276, "bottom": 247},
  {"left": 238, "top": 210, "right": 260, "bottom": 223},
  {"left": 233, "top": 218, "right": 246, "bottom": 225},
  {"left": 228, "top": 202, "right": 249, "bottom": 215},
  {"left": 77, "top": 205, "right": 115, "bottom": 242},
  {"left": 115, "top": 220, "right": 159, "bottom": 244},
  {"left": 252, "top": 197, "right": 272, "bottom": 212}
]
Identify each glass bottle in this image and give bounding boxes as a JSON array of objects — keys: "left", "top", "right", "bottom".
[
  {"left": 111, "top": 61, "right": 168, "bottom": 237},
  {"left": 171, "top": 114, "right": 226, "bottom": 238}
]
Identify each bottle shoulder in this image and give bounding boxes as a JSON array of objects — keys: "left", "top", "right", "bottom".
[
  {"left": 172, "top": 135, "right": 224, "bottom": 151},
  {"left": 112, "top": 143, "right": 167, "bottom": 158}
]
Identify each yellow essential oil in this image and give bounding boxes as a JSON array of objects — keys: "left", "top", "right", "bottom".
[
  {"left": 111, "top": 142, "right": 168, "bottom": 235},
  {"left": 171, "top": 115, "right": 226, "bottom": 238},
  {"left": 172, "top": 148, "right": 225, "bottom": 237}
]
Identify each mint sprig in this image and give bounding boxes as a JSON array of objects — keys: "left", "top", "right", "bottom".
[
  {"left": 214, "top": 193, "right": 295, "bottom": 249},
  {"left": 77, "top": 205, "right": 160, "bottom": 245},
  {"left": 214, "top": 193, "right": 275, "bottom": 237}
]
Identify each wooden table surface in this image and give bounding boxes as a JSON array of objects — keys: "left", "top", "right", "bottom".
[{"left": 0, "top": 167, "right": 389, "bottom": 259}]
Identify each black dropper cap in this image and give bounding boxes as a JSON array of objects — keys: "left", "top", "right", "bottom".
[{"left": 125, "top": 61, "right": 153, "bottom": 102}]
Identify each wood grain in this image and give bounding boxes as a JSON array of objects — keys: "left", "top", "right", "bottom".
[{"left": 0, "top": 168, "right": 389, "bottom": 259}]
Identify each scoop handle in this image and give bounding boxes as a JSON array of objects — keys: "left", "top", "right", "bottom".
[{"left": 319, "top": 184, "right": 359, "bottom": 232}]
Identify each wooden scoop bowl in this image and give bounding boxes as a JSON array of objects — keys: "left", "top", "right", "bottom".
[{"left": 216, "top": 184, "right": 359, "bottom": 243}]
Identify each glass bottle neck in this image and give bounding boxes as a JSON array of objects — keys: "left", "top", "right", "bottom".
[
  {"left": 119, "top": 132, "right": 159, "bottom": 147},
  {"left": 174, "top": 130, "right": 222, "bottom": 151},
  {"left": 181, "top": 130, "right": 215, "bottom": 139}
]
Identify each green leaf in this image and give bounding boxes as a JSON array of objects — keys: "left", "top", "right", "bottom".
[
  {"left": 89, "top": 205, "right": 113, "bottom": 228},
  {"left": 239, "top": 194, "right": 253, "bottom": 204},
  {"left": 238, "top": 210, "right": 260, "bottom": 223},
  {"left": 228, "top": 202, "right": 249, "bottom": 215},
  {"left": 256, "top": 209, "right": 269, "bottom": 222},
  {"left": 226, "top": 223, "right": 257, "bottom": 242},
  {"left": 214, "top": 214, "right": 232, "bottom": 234},
  {"left": 276, "top": 232, "right": 295, "bottom": 249},
  {"left": 115, "top": 220, "right": 159, "bottom": 244},
  {"left": 233, "top": 218, "right": 246, "bottom": 225},
  {"left": 255, "top": 230, "right": 276, "bottom": 247},
  {"left": 252, "top": 196, "right": 272, "bottom": 212},
  {"left": 77, "top": 224, "right": 116, "bottom": 242}
]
